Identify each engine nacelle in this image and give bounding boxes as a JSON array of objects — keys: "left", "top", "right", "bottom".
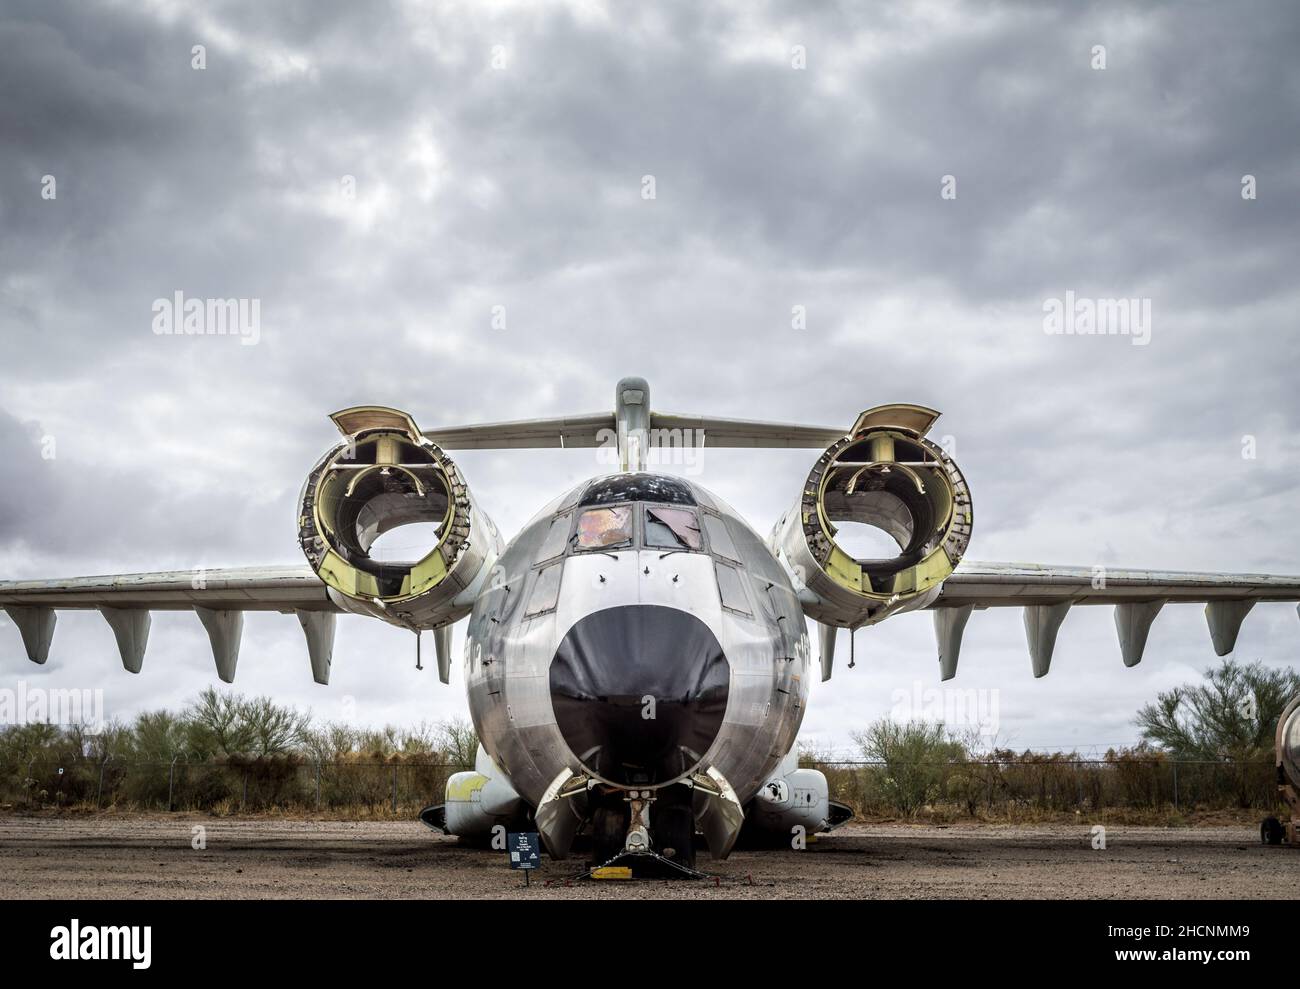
[
  {"left": 297, "top": 406, "right": 502, "bottom": 631},
  {"left": 773, "top": 404, "right": 972, "bottom": 629},
  {"left": 1279, "top": 699, "right": 1300, "bottom": 791},
  {"left": 419, "top": 746, "right": 526, "bottom": 838},
  {"left": 744, "top": 751, "right": 853, "bottom": 841},
  {"left": 752, "top": 768, "right": 832, "bottom": 834},
  {"left": 443, "top": 747, "right": 525, "bottom": 838}
]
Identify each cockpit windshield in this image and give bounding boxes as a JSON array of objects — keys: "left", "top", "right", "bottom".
[
  {"left": 574, "top": 506, "right": 634, "bottom": 550},
  {"left": 644, "top": 506, "right": 702, "bottom": 551}
]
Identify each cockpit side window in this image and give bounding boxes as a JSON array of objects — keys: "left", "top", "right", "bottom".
[
  {"left": 715, "top": 562, "right": 752, "bottom": 615},
  {"left": 524, "top": 562, "right": 563, "bottom": 617},
  {"left": 701, "top": 512, "right": 739, "bottom": 563},
  {"left": 573, "top": 506, "right": 634, "bottom": 551},
  {"left": 644, "top": 506, "right": 703, "bottom": 551},
  {"left": 538, "top": 513, "right": 572, "bottom": 561}
]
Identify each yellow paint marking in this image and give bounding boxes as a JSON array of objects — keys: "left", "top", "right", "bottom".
[{"left": 591, "top": 866, "right": 634, "bottom": 880}]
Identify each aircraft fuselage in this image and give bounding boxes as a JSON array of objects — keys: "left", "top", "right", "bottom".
[{"left": 463, "top": 471, "right": 812, "bottom": 815}]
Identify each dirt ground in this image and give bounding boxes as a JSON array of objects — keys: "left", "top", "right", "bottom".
[{"left": 1, "top": 814, "right": 1297, "bottom": 899}]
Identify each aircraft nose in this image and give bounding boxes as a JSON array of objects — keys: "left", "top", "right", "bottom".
[{"left": 549, "top": 605, "right": 730, "bottom": 786}]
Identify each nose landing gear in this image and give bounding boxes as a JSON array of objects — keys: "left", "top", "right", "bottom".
[
  {"left": 652, "top": 802, "right": 697, "bottom": 870},
  {"left": 586, "top": 786, "right": 702, "bottom": 877}
]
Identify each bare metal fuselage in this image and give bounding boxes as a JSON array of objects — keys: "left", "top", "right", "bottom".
[{"left": 463, "top": 472, "right": 811, "bottom": 811}]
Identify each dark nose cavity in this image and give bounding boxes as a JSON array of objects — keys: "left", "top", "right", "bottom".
[{"left": 549, "top": 605, "right": 730, "bottom": 786}]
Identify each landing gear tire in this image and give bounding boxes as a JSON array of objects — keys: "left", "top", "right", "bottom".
[
  {"left": 655, "top": 804, "right": 696, "bottom": 870},
  {"left": 590, "top": 806, "right": 626, "bottom": 866},
  {"left": 1261, "top": 816, "right": 1285, "bottom": 846}
]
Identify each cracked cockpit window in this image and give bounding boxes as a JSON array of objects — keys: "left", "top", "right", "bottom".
[
  {"left": 574, "top": 506, "right": 633, "bottom": 550},
  {"left": 644, "top": 506, "right": 702, "bottom": 551}
]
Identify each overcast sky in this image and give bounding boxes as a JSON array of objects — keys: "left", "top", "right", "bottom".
[{"left": 2, "top": 0, "right": 1299, "bottom": 756}]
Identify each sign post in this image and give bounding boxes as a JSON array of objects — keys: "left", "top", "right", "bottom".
[{"left": 507, "top": 831, "right": 541, "bottom": 887}]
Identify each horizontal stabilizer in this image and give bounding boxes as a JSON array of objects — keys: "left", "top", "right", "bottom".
[
  {"left": 420, "top": 411, "right": 846, "bottom": 451},
  {"left": 649, "top": 412, "right": 845, "bottom": 449},
  {"left": 423, "top": 413, "right": 613, "bottom": 450}
]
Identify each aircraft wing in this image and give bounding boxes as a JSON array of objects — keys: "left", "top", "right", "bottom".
[
  {"left": 926, "top": 561, "right": 1300, "bottom": 679},
  {"left": 0, "top": 566, "right": 339, "bottom": 683}
]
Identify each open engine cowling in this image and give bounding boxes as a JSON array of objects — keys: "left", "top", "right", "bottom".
[
  {"left": 297, "top": 406, "right": 502, "bottom": 631},
  {"left": 773, "top": 404, "right": 972, "bottom": 629}
]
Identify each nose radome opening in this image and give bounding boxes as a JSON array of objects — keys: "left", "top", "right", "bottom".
[{"left": 549, "top": 605, "right": 729, "bottom": 787}]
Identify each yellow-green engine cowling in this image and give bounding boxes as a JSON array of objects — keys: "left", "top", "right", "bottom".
[
  {"left": 771, "top": 403, "right": 972, "bottom": 630},
  {"left": 297, "top": 406, "right": 502, "bottom": 631}
]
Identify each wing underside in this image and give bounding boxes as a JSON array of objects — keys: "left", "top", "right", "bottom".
[
  {"left": 925, "top": 562, "right": 1300, "bottom": 680},
  {"left": 0, "top": 566, "right": 338, "bottom": 684}
]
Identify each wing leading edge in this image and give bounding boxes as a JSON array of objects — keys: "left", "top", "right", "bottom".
[
  {"left": 927, "top": 562, "right": 1300, "bottom": 680},
  {"left": 0, "top": 566, "right": 338, "bottom": 684},
  {"left": 421, "top": 411, "right": 845, "bottom": 450}
]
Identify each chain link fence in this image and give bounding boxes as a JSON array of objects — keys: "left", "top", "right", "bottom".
[
  {"left": 6, "top": 756, "right": 471, "bottom": 815},
  {"left": 805, "top": 756, "right": 1280, "bottom": 817}
]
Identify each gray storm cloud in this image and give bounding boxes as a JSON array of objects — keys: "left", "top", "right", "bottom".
[{"left": 1, "top": 0, "right": 1298, "bottom": 753}]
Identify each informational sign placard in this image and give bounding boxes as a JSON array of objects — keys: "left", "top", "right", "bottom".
[{"left": 507, "top": 832, "right": 541, "bottom": 870}]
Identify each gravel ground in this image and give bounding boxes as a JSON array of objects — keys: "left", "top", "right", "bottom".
[{"left": 1, "top": 815, "right": 1297, "bottom": 899}]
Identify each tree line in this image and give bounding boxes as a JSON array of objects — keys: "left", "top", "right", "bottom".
[{"left": 1, "top": 659, "right": 1296, "bottom": 818}]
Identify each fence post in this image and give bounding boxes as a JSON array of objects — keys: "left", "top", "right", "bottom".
[
  {"left": 315, "top": 760, "right": 321, "bottom": 809},
  {"left": 242, "top": 771, "right": 248, "bottom": 811},
  {"left": 168, "top": 756, "right": 178, "bottom": 812},
  {"left": 96, "top": 755, "right": 111, "bottom": 809},
  {"left": 391, "top": 765, "right": 398, "bottom": 814},
  {"left": 1172, "top": 761, "right": 1179, "bottom": 812}
]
